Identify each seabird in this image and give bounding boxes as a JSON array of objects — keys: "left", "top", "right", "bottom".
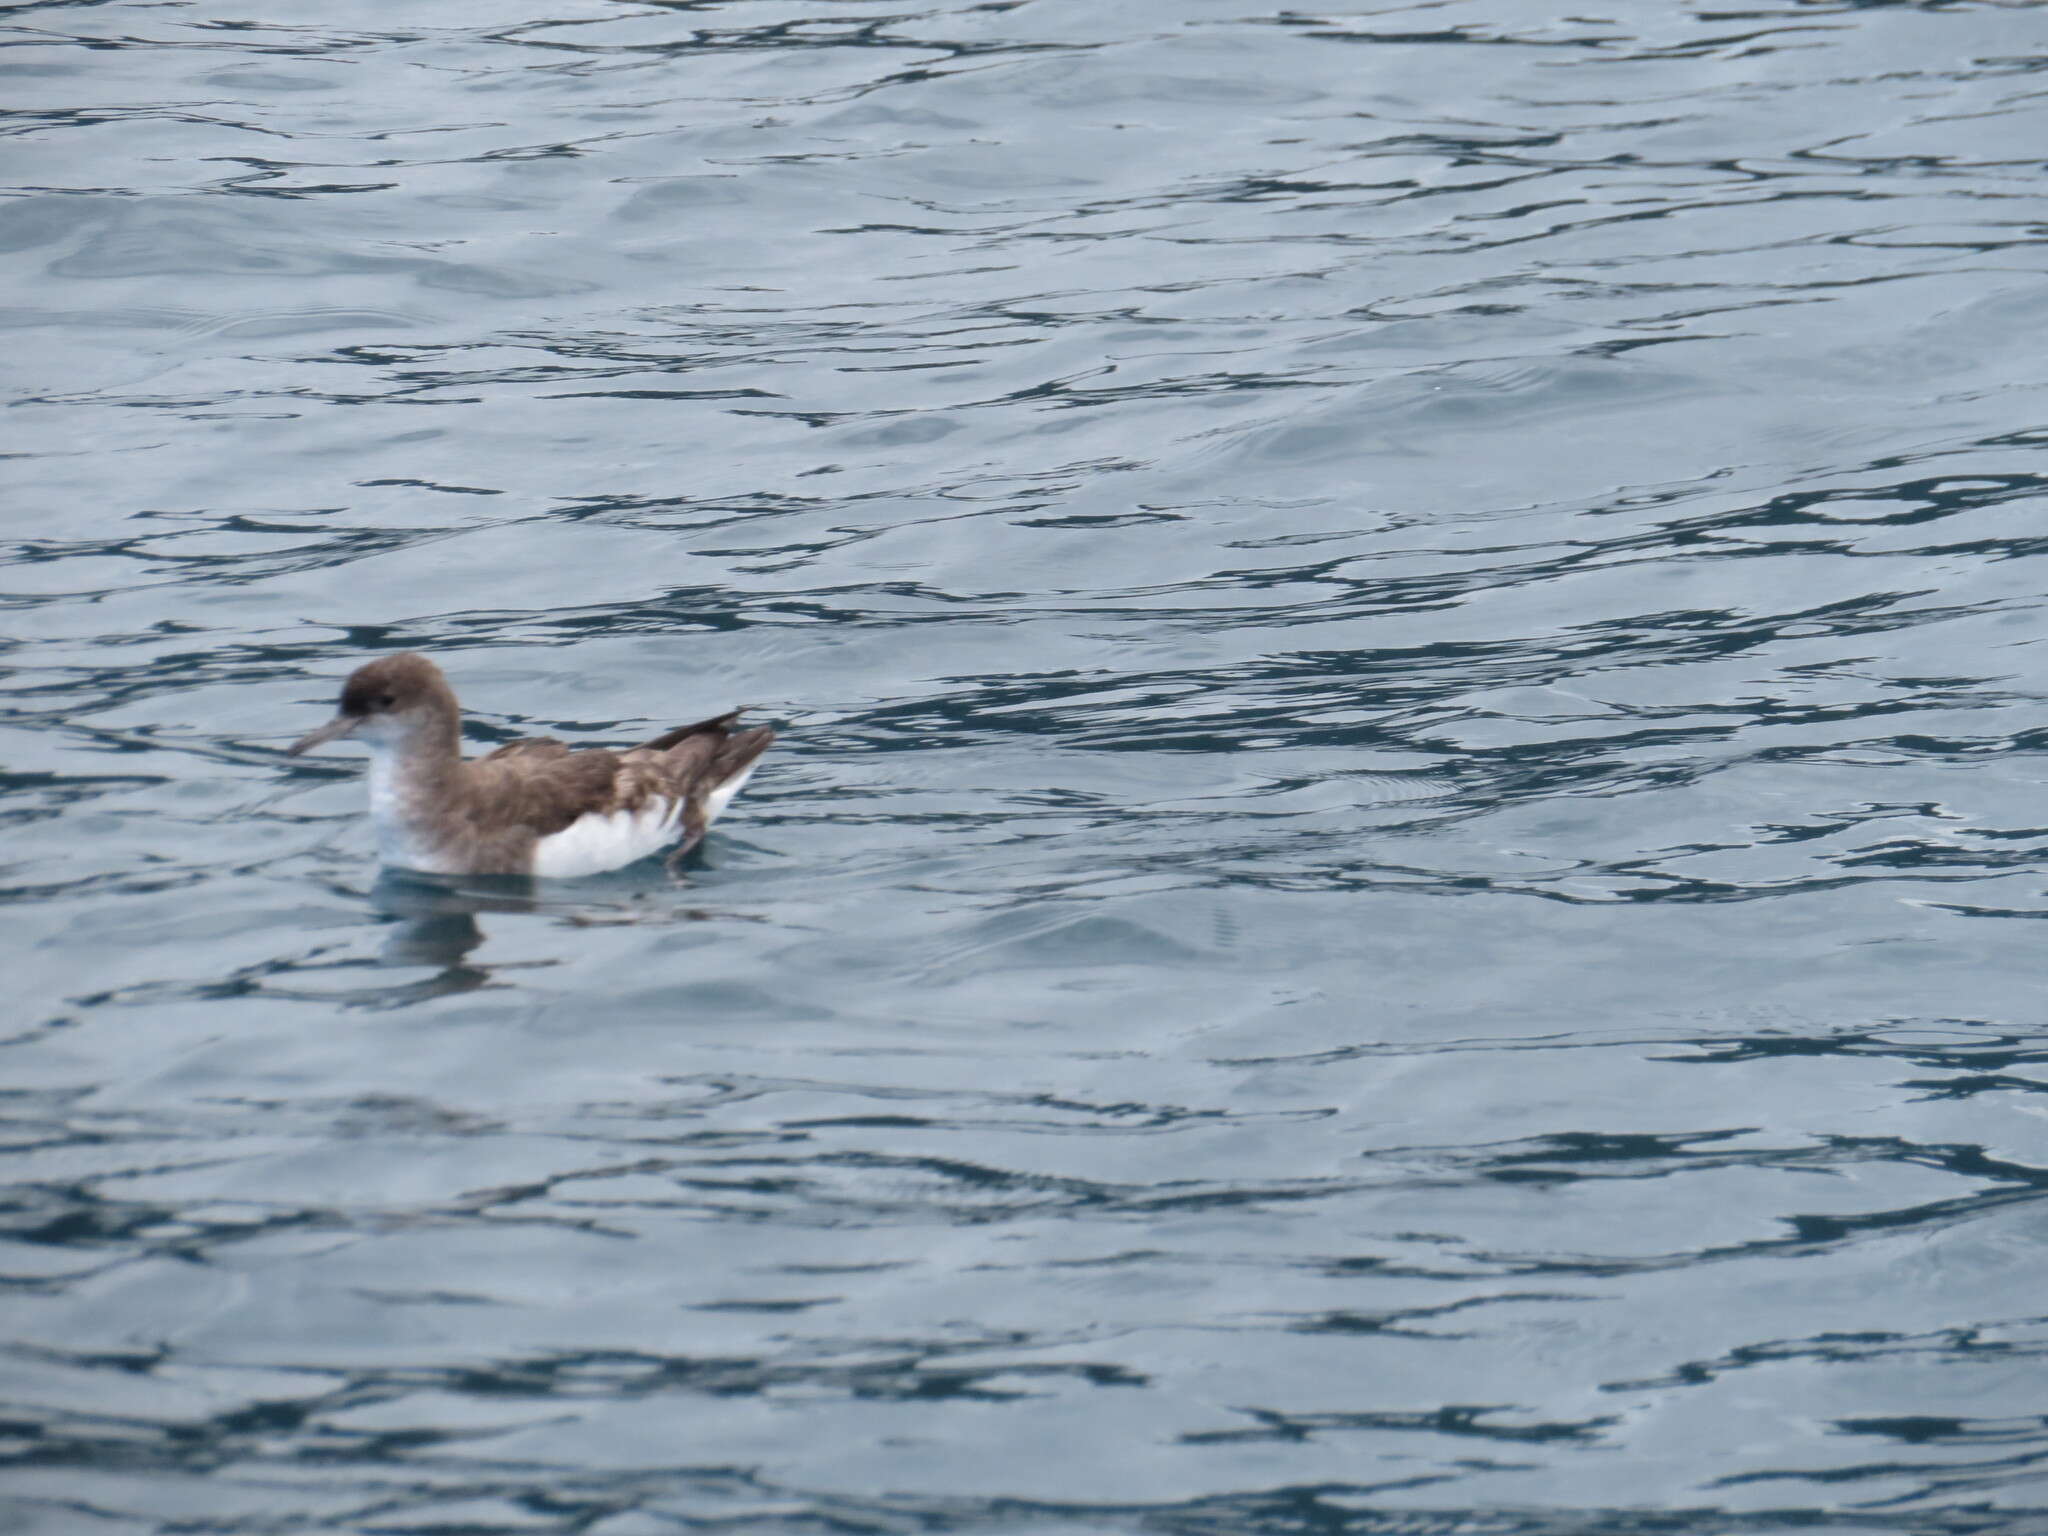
[{"left": 287, "top": 652, "right": 773, "bottom": 877}]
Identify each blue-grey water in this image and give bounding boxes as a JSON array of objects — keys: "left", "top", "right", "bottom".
[{"left": 8, "top": 2, "right": 2048, "bottom": 1532}]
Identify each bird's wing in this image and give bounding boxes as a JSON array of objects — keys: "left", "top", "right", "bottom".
[
  {"left": 466, "top": 747, "right": 635, "bottom": 840},
  {"left": 480, "top": 735, "right": 572, "bottom": 764},
  {"left": 626, "top": 718, "right": 776, "bottom": 857},
  {"left": 632, "top": 710, "right": 744, "bottom": 755}
]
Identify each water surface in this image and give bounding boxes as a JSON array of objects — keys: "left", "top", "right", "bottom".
[{"left": 8, "top": 1, "right": 2048, "bottom": 1532}]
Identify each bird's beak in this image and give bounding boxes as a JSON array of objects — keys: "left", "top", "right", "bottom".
[{"left": 288, "top": 714, "right": 359, "bottom": 757}]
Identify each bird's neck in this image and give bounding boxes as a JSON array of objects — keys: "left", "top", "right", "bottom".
[{"left": 364, "top": 719, "right": 466, "bottom": 863}]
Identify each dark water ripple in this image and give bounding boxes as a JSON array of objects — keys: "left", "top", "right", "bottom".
[{"left": 9, "top": 1, "right": 2048, "bottom": 1532}]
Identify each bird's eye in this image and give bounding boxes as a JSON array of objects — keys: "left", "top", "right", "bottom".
[{"left": 375, "top": 693, "right": 396, "bottom": 709}]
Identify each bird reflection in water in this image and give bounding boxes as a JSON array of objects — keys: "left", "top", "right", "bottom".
[
  {"left": 313, "top": 869, "right": 737, "bottom": 1009},
  {"left": 333, "top": 870, "right": 534, "bottom": 1006},
  {"left": 370, "top": 869, "right": 513, "bottom": 985}
]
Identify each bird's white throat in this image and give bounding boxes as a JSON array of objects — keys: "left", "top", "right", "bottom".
[{"left": 364, "top": 739, "right": 450, "bottom": 873}]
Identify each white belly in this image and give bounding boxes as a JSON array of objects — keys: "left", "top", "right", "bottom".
[{"left": 529, "top": 797, "right": 687, "bottom": 879}]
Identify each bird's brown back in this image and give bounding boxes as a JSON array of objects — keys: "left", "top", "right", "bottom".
[{"left": 460, "top": 712, "right": 774, "bottom": 845}]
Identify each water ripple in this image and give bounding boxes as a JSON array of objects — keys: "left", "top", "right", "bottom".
[{"left": 9, "top": 1, "right": 2048, "bottom": 1531}]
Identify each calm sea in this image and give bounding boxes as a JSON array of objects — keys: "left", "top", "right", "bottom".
[{"left": 8, "top": 2, "right": 2048, "bottom": 1532}]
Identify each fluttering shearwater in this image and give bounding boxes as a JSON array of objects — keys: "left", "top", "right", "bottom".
[{"left": 287, "top": 652, "right": 774, "bottom": 878}]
